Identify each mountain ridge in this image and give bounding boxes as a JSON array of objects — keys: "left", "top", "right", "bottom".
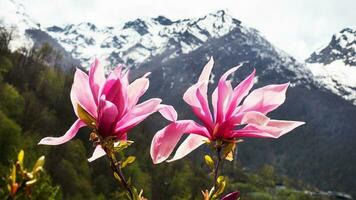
[
  {"left": 1, "top": 0, "right": 356, "bottom": 197},
  {"left": 306, "top": 28, "right": 356, "bottom": 104}
]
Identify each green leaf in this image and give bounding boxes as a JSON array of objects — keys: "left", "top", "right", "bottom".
[
  {"left": 113, "top": 140, "right": 134, "bottom": 152},
  {"left": 204, "top": 155, "right": 215, "bottom": 169}
]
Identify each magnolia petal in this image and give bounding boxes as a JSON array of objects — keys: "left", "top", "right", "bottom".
[
  {"left": 117, "top": 132, "right": 127, "bottom": 140},
  {"left": 213, "top": 65, "right": 241, "bottom": 123},
  {"left": 266, "top": 120, "right": 305, "bottom": 135},
  {"left": 107, "top": 64, "right": 124, "bottom": 80},
  {"left": 101, "top": 76, "right": 127, "bottom": 118},
  {"left": 232, "top": 120, "right": 304, "bottom": 138},
  {"left": 225, "top": 69, "right": 256, "bottom": 119},
  {"left": 221, "top": 191, "right": 240, "bottom": 200},
  {"left": 232, "top": 119, "right": 304, "bottom": 139},
  {"left": 232, "top": 124, "right": 282, "bottom": 138},
  {"left": 127, "top": 74, "right": 150, "bottom": 108},
  {"left": 221, "top": 111, "right": 269, "bottom": 138},
  {"left": 121, "top": 69, "right": 130, "bottom": 88},
  {"left": 212, "top": 87, "right": 218, "bottom": 120},
  {"left": 241, "top": 83, "right": 289, "bottom": 114},
  {"left": 70, "top": 87, "right": 79, "bottom": 117},
  {"left": 115, "top": 98, "right": 162, "bottom": 133},
  {"left": 167, "top": 134, "right": 206, "bottom": 162},
  {"left": 100, "top": 64, "right": 124, "bottom": 97},
  {"left": 183, "top": 83, "right": 204, "bottom": 109},
  {"left": 196, "top": 83, "right": 214, "bottom": 122},
  {"left": 184, "top": 83, "right": 214, "bottom": 130},
  {"left": 158, "top": 104, "right": 178, "bottom": 122},
  {"left": 88, "top": 145, "right": 106, "bottom": 162},
  {"left": 182, "top": 58, "right": 214, "bottom": 129},
  {"left": 198, "top": 57, "right": 214, "bottom": 83},
  {"left": 216, "top": 79, "right": 234, "bottom": 123},
  {"left": 150, "top": 120, "right": 210, "bottom": 164},
  {"left": 72, "top": 69, "right": 97, "bottom": 118},
  {"left": 38, "top": 119, "right": 85, "bottom": 145},
  {"left": 98, "top": 97, "right": 118, "bottom": 137},
  {"left": 89, "top": 59, "right": 105, "bottom": 105},
  {"left": 240, "top": 111, "right": 270, "bottom": 126}
]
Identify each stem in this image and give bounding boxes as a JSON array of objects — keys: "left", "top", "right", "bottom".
[
  {"left": 104, "top": 148, "right": 134, "bottom": 200},
  {"left": 213, "top": 147, "right": 222, "bottom": 191}
]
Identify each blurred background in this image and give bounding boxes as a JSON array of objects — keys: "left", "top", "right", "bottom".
[{"left": 0, "top": 0, "right": 355, "bottom": 199}]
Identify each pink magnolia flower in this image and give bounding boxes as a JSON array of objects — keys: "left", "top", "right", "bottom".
[
  {"left": 39, "top": 59, "right": 175, "bottom": 162},
  {"left": 151, "top": 57, "right": 304, "bottom": 164},
  {"left": 221, "top": 191, "right": 240, "bottom": 200}
]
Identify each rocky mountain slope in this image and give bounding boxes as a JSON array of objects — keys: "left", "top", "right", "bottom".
[
  {"left": 1, "top": 0, "right": 356, "bottom": 197},
  {"left": 137, "top": 26, "right": 356, "bottom": 198},
  {"left": 306, "top": 28, "right": 356, "bottom": 104},
  {"left": 44, "top": 10, "right": 241, "bottom": 68}
]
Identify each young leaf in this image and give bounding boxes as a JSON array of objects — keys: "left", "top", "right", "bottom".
[
  {"left": 204, "top": 155, "right": 215, "bottom": 169},
  {"left": 10, "top": 164, "right": 16, "bottom": 184},
  {"left": 17, "top": 150, "right": 24, "bottom": 168},
  {"left": 114, "top": 140, "right": 134, "bottom": 152},
  {"left": 222, "top": 143, "right": 236, "bottom": 161},
  {"left": 32, "top": 156, "right": 45, "bottom": 174},
  {"left": 121, "top": 156, "right": 136, "bottom": 169},
  {"left": 113, "top": 172, "right": 122, "bottom": 182},
  {"left": 213, "top": 176, "right": 226, "bottom": 198},
  {"left": 77, "top": 104, "right": 96, "bottom": 128}
]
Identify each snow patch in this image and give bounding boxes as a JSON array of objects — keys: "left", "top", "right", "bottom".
[{"left": 307, "top": 60, "right": 356, "bottom": 104}]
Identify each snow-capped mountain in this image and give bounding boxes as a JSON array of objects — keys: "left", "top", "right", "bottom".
[
  {"left": 307, "top": 28, "right": 355, "bottom": 66},
  {"left": 1, "top": 0, "right": 356, "bottom": 196},
  {"left": 45, "top": 10, "right": 241, "bottom": 68},
  {"left": 306, "top": 28, "right": 356, "bottom": 104},
  {"left": 0, "top": 0, "right": 40, "bottom": 50}
]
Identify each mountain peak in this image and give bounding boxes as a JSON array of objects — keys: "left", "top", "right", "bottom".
[
  {"left": 209, "top": 9, "right": 227, "bottom": 17},
  {"left": 123, "top": 18, "right": 149, "bottom": 35},
  {"left": 77, "top": 22, "right": 97, "bottom": 31},
  {"left": 42, "top": 10, "right": 242, "bottom": 67},
  {"left": 307, "top": 27, "right": 355, "bottom": 66},
  {"left": 306, "top": 28, "right": 356, "bottom": 105}
]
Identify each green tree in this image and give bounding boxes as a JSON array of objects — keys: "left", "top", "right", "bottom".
[
  {"left": 0, "top": 111, "right": 21, "bottom": 170},
  {"left": 0, "top": 83, "right": 24, "bottom": 121},
  {"left": 0, "top": 55, "right": 13, "bottom": 81}
]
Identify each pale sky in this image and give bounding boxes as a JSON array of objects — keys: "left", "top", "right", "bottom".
[{"left": 15, "top": 0, "right": 356, "bottom": 61}]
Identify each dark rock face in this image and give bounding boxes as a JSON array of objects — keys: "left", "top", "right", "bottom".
[
  {"left": 46, "top": 26, "right": 64, "bottom": 32},
  {"left": 19, "top": 9, "right": 356, "bottom": 197},
  {"left": 154, "top": 16, "right": 174, "bottom": 26},
  {"left": 133, "top": 26, "right": 356, "bottom": 197},
  {"left": 123, "top": 19, "right": 149, "bottom": 35},
  {"left": 307, "top": 28, "right": 356, "bottom": 66}
]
